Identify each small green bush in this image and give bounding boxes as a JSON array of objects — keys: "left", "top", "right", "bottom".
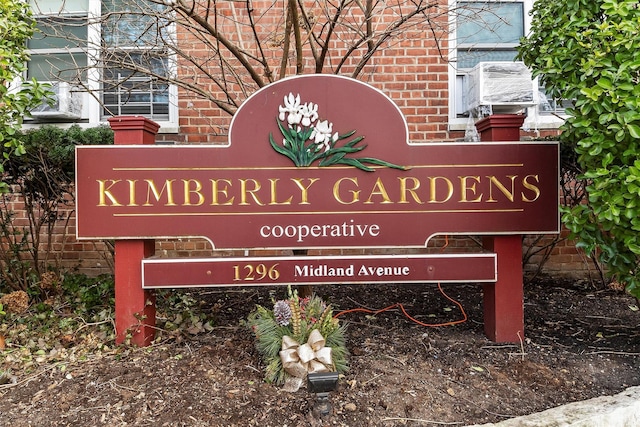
[
  {"left": 0, "top": 125, "right": 113, "bottom": 297},
  {"left": 12, "top": 125, "right": 113, "bottom": 183}
]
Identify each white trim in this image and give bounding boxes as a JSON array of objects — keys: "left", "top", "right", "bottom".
[{"left": 86, "top": 0, "right": 102, "bottom": 124}]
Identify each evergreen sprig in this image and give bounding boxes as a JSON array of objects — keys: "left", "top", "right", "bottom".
[{"left": 247, "top": 285, "right": 348, "bottom": 385}]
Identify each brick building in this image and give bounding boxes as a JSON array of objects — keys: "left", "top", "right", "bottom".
[{"left": 18, "top": 0, "right": 596, "bottom": 280}]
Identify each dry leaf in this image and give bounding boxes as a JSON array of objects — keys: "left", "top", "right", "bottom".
[
  {"left": 447, "top": 387, "right": 455, "bottom": 396},
  {"left": 0, "top": 335, "right": 5, "bottom": 351},
  {"left": 0, "top": 291, "right": 29, "bottom": 314}
]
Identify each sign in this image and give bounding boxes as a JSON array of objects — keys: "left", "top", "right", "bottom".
[
  {"left": 76, "top": 75, "right": 559, "bottom": 250},
  {"left": 76, "top": 75, "right": 561, "bottom": 345},
  {"left": 142, "top": 253, "right": 498, "bottom": 288}
]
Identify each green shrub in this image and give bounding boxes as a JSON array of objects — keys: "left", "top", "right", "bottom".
[
  {"left": 0, "top": 125, "right": 113, "bottom": 296},
  {"left": 518, "top": 0, "right": 640, "bottom": 296}
]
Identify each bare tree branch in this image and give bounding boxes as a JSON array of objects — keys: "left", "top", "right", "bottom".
[
  {"left": 247, "top": 0, "right": 275, "bottom": 82},
  {"left": 289, "top": 0, "right": 303, "bottom": 74},
  {"left": 279, "top": 2, "right": 293, "bottom": 79},
  {"left": 33, "top": 0, "right": 477, "bottom": 119},
  {"left": 314, "top": 0, "right": 347, "bottom": 74},
  {"left": 173, "top": 0, "right": 267, "bottom": 88}
]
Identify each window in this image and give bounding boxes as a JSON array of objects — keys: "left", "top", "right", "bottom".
[
  {"left": 27, "top": 0, "right": 89, "bottom": 121},
  {"left": 27, "top": 15, "right": 88, "bottom": 82},
  {"left": 102, "top": 55, "right": 170, "bottom": 119},
  {"left": 27, "top": 0, "right": 176, "bottom": 128},
  {"left": 28, "top": 0, "right": 89, "bottom": 83},
  {"left": 449, "top": 0, "right": 564, "bottom": 130},
  {"left": 101, "top": 0, "right": 172, "bottom": 121},
  {"left": 456, "top": 1, "right": 524, "bottom": 70},
  {"left": 451, "top": 1, "right": 527, "bottom": 118}
]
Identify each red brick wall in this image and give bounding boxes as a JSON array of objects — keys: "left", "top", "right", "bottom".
[
  {"left": 0, "top": 192, "right": 113, "bottom": 277},
  {"left": 172, "top": 0, "right": 461, "bottom": 145},
  {"left": 6, "top": 2, "right": 595, "bottom": 282},
  {"left": 4, "top": 196, "right": 595, "bottom": 280}
]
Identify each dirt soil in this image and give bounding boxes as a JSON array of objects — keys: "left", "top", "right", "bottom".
[{"left": 2, "top": 277, "right": 640, "bottom": 427}]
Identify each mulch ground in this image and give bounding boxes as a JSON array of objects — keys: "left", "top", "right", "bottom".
[{"left": 2, "top": 277, "right": 639, "bottom": 426}]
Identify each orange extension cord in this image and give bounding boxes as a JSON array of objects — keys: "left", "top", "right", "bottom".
[
  {"left": 333, "top": 282, "right": 468, "bottom": 327},
  {"left": 333, "top": 235, "right": 468, "bottom": 327}
]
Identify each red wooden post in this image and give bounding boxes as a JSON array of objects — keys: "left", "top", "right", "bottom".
[
  {"left": 108, "top": 116, "right": 159, "bottom": 346},
  {"left": 476, "top": 114, "right": 525, "bottom": 343},
  {"left": 481, "top": 235, "right": 524, "bottom": 342}
]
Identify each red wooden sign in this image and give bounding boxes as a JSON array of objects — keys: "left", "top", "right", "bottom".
[
  {"left": 76, "top": 75, "right": 559, "bottom": 249},
  {"left": 75, "top": 75, "right": 560, "bottom": 345},
  {"left": 142, "top": 253, "right": 497, "bottom": 288}
]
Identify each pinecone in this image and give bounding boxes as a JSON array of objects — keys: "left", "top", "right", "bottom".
[{"left": 273, "top": 300, "right": 292, "bottom": 326}]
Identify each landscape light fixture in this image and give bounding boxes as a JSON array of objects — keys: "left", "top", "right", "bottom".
[{"left": 307, "top": 372, "right": 339, "bottom": 417}]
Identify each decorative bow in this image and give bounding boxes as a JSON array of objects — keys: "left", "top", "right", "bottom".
[{"left": 279, "top": 329, "right": 333, "bottom": 392}]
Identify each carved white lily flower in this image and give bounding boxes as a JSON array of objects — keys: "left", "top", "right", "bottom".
[
  {"left": 310, "top": 120, "right": 339, "bottom": 151},
  {"left": 311, "top": 120, "right": 332, "bottom": 144},
  {"left": 300, "top": 102, "right": 318, "bottom": 127},
  {"left": 287, "top": 111, "right": 302, "bottom": 126},
  {"left": 278, "top": 93, "right": 301, "bottom": 122}
]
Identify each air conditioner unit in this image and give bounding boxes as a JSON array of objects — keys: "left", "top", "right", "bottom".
[
  {"left": 31, "top": 82, "right": 83, "bottom": 121},
  {"left": 465, "top": 61, "right": 537, "bottom": 114}
]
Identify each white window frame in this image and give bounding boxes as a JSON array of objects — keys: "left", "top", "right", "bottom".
[
  {"left": 27, "top": 0, "right": 92, "bottom": 121},
  {"left": 26, "top": 0, "right": 178, "bottom": 133},
  {"left": 448, "top": 0, "right": 564, "bottom": 132},
  {"left": 99, "top": 0, "right": 177, "bottom": 129}
]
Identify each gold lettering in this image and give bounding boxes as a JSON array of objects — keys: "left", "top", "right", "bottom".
[
  {"left": 521, "top": 175, "right": 541, "bottom": 202},
  {"left": 239, "top": 179, "right": 264, "bottom": 206},
  {"left": 183, "top": 179, "right": 205, "bottom": 206},
  {"left": 97, "top": 180, "right": 123, "bottom": 206},
  {"left": 144, "top": 179, "right": 176, "bottom": 206},
  {"left": 291, "top": 178, "right": 319, "bottom": 205},
  {"left": 458, "top": 176, "right": 482, "bottom": 202},
  {"left": 210, "top": 179, "right": 234, "bottom": 205},
  {"left": 268, "top": 179, "right": 293, "bottom": 205},
  {"left": 487, "top": 175, "right": 516, "bottom": 202},
  {"left": 126, "top": 180, "right": 138, "bottom": 206},
  {"left": 428, "top": 176, "right": 453, "bottom": 203},
  {"left": 333, "top": 177, "right": 360, "bottom": 204},
  {"left": 364, "top": 177, "right": 393, "bottom": 204},
  {"left": 398, "top": 177, "right": 423, "bottom": 204}
]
